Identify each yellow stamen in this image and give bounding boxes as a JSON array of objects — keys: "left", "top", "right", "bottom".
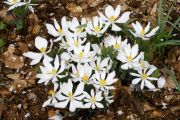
[
  {"left": 113, "top": 43, "right": 120, "bottom": 49},
  {"left": 90, "top": 97, "right": 96, "bottom": 103},
  {"left": 68, "top": 92, "right": 74, "bottom": 99},
  {"left": 109, "top": 16, "right": 116, "bottom": 22},
  {"left": 140, "top": 61, "right": 145, "bottom": 68},
  {"left": 40, "top": 47, "right": 46, "bottom": 53},
  {"left": 127, "top": 56, "right": 132, "bottom": 62},
  {"left": 94, "top": 26, "right": 101, "bottom": 32},
  {"left": 48, "top": 90, "right": 55, "bottom": 95},
  {"left": 58, "top": 28, "right": 63, "bottom": 33},
  {"left": 48, "top": 69, "right": 57, "bottom": 75},
  {"left": 76, "top": 27, "right": 84, "bottom": 33},
  {"left": 74, "top": 40, "right": 78, "bottom": 47},
  {"left": 140, "top": 29, "right": 145, "bottom": 36},
  {"left": 82, "top": 74, "right": 89, "bottom": 83},
  {"left": 141, "top": 74, "right": 148, "bottom": 80},
  {"left": 12, "top": 0, "right": 17, "bottom": 4},
  {"left": 100, "top": 79, "right": 106, "bottom": 87},
  {"left": 79, "top": 51, "right": 84, "bottom": 59},
  {"left": 95, "top": 65, "right": 100, "bottom": 71}
]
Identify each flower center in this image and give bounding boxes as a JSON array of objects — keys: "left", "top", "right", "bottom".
[
  {"left": 58, "top": 28, "right": 63, "bottom": 33},
  {"left": 12, "top": 0, "right": 17, "bottom": 4},
  {"left": 90, "top": 97, "right": 96, "bottom": 103},
  {"left": 140, "top": 29, "right": 145, "bottom": 36},
  {"left": 100, "top": 79, "right": 106, "bottom": 87},
  {"left": 68, "top": 92, "right": 74, "bottom": 100},
  {"left": 82, "top": 74, "right": 89, "bottom": 83},
  {"left": 49, "top": 69, "right": 57, "bottom": 75},
  {"left": 79, "top": 51, "right": 84, "bottom": 59},
  {"left": 48, "top": 90, "right": 55, "bottom": 95},
  {"left": 141, "top": 74, "right": 148, "bottom": 80},
  {"left": 140, "top": 61, "right": 145, "bottom": 68},
  {"left": 76, "top": 27, "right": 84, "bottom": 33},
  {"left": 74, "top": 40, "right": 79, "bottom": 47},
  {"left": 127, "top": 56, "right": 132, "bottom": 62},
  {"left": 109, "top": 16, "right": 116, "bottom": 22},
  {"left": 94, "top": 26, "right": 101, "bottom": 32},
  {"left": 95, "top": 65, "right": 100, "bottom": 71},
  {"left": 113, "top": 43, "right": 120, "bottom": 49},
  {"left": 40, "top": 47, "right": 46, "bottom": 53}
]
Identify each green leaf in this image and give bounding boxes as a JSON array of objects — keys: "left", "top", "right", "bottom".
[
  {"left": 12, "top": 6, "right": 26, "bottom": 17},
  {"left": 158, "top": 0, "right": 163, "bottom": 27},
  {"left": 14, "top": 19, "right": 24, "bottom": 30},
  {"left": 0, "top": 38, "right": 5, "bottom": 48},
  {"left": 0, "top": 22, "right": 6, "bottom": 30},
  {"left": 151, "top": 69, "right": 159, "bottom": 78},
  {"left": 155, "top": 40, "right": 180, "bottom": 48}
]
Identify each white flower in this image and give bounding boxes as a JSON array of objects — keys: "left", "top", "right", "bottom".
[
  {"left": 83, "top": 89, "right": 104, "bottom": 109},
  {"left": 68, "top": 36, "right": 86, "bottom": 49},
  {"left": 130, "top": 21, "right": 159, "bottom": 40},
  {"left": 116, "top": 44, "right": 143, "bottom": 70},
  {"left": 90, "top": 57, "right": 112, "bottom": 73},
  {"left": 55, "top": 80, "right": 84, "bottom": 112},
  {"left": 60, "top": 36, "right": 86, "bottom": 51},
  {"left": 71, "top": 63, "right": 93, "bottom": 84},
  {"left": 130, "top": 66, "right": 158, "bottom": 90},
  {"left": 93, "top": 71, "right": 118, "bottom": 91},
  {"left": 46, "top": 17, "right": 68, "bottom": 42},
  {"left": 24, "top": 0, "right": 37, "bottom": 13},
  {"left": 86, "top": 16, "right": 109, "bottom": 37},
  {"left": 103, "top": 90, "right": 114, "bottom": 105},
  {"left": 70, "top": 42, "right": 96, "bottom": 63},
  {"left": 42, "top": 90, "right": 58, "bottom": 107},
  {"left": 68, "top": 17, "right": 87, "bottom": 38},
  {"left": 98, "top": 5, "right": 130, "bottom": 31},
  {"left": 104, "top": 35, "right": 127, "bottom": 51},
  {"left": 4, "top": 0, "right": 26, "bottom": 11},
  {"left": 37, "top": 55, "right": 67, "bottom": 91},
  {"left": 23, "top": 36, "right": 53, "bottom": 65},
  {"left": 157, "top": 76, "right": 166, "bottom": 89}
]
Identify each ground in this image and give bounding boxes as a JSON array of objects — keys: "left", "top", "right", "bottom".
[{"left": 0, "top": 0, "right": 180, "bottom": 120}]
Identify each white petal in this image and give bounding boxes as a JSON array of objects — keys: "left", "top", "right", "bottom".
[
  {"left": 132, "top": 78, "right": 141, "bottom": 85},
  {"left": 46, "top": 24, "right": 60, "bottom": 37},
  {"left": 74, "top": 83, "right": 84, "bottom": 96},
  {"left": 95, "top": 102, "right": 104, "bottom": 108},
  {"left": 111, "top": 23, "right": 121, "bottom": 31},
  {"left": 116, "top": 11, "right": 131, "bottom": 23},
  {"left": 145, "top": 26, "right": 159, "bottom": 38},
  {"left": 121, "top": 63, "right": 129, "bottom": 70},
  {"left": 84, "top": 103, "right": 92, "bottom": 108},
  {"left": 140, "top": 80, "right": 145, "bottom": 90},
  {"left": 144, "top": 22, "right": 150, "bottom": 33},
  {"left": 157, "top": 77, "right": 166, "bottom": 88},
  {"left": 55, "top": 100, "right": 69, "bottom": 108},
  {"left": 35, "top": 36, "right": 48, "bottom": 50},
  {"left": 53, "top": 18, "right": 60, "bottom": 30},
  {"left": 145, "top": 80, "right": 155, "bottom": 89},
  {"left": 105, "top": 5, "right": 114, "bottom": 18},
  {"left": 114, "top": 5, "right": 121, "bottom": 18},
  {"left": 131, "top": 44, "right": 139, "bottom": 58},
  {"left": 54, "top": 55, "right": 60, "bottom": 70},
  {"left": 42, "top": 98, "right": 52, "bottom": 107}
]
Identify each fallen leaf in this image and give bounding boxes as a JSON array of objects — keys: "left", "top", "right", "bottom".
[{"left": 0, "top": 45, "right": 24, "bottom": 69}]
